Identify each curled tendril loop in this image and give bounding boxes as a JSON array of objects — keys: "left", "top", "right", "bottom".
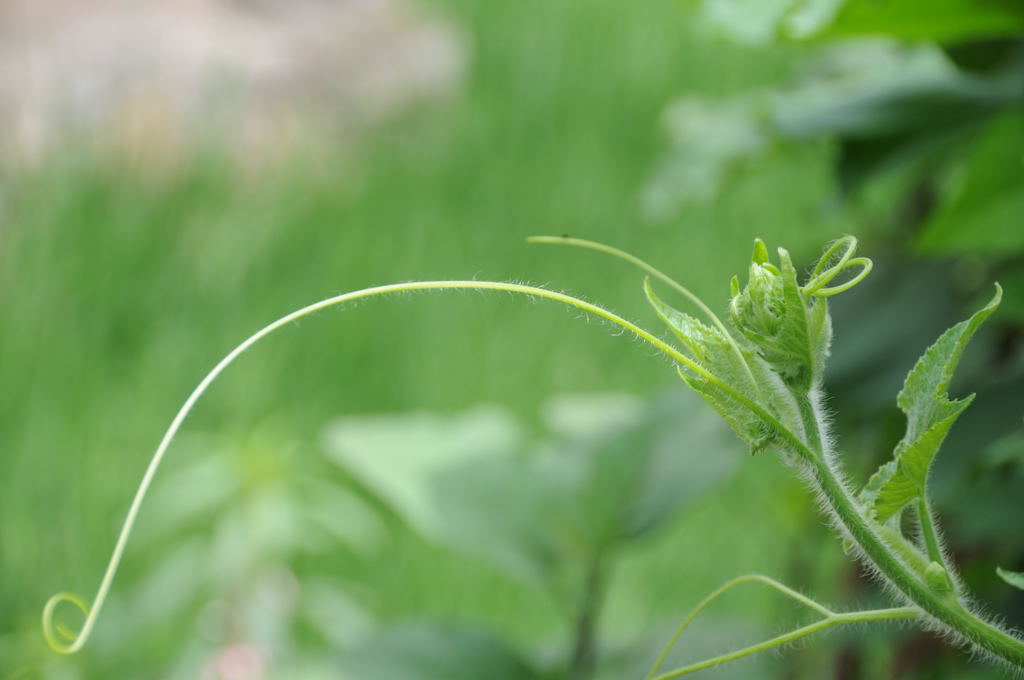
[
  {"left": 42, "top": 592, "right": 90, "bottom": 654},
  {"left": 802, "top": 236, "right": 873, "bottom": 297},
  {"left": 810, "top": 235, "right": 858, "bottom": 279},
  {"left": 808, "top": 256, "right": 873, "bottom": 297}
]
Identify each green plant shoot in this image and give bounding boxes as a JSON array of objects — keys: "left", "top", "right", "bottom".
[{"left": 43, "top": 236, "right": 1024, "bottom": 678}]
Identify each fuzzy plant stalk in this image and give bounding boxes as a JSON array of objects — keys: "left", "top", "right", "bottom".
[{"left": 43, "top": 236, "right": 1024, "bottom": 677}]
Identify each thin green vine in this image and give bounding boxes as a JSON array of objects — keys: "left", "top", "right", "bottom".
[
  {"left": 42, "top": 279, "right": 713, "bottom": 654},
  {"left": 527, "top": 235, "right": 763, "bottom": 401},
  {"left": 43, "top": 236, "right": 1024, "bottom": 678}
]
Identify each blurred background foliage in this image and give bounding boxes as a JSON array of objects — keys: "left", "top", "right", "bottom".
[{"left": 0, "top": 0, "right": 1021, "bottom": 678}]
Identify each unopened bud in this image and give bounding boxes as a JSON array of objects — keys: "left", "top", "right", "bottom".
[{"left": 925, "top": 561, "right": 953, "bottom": 593}]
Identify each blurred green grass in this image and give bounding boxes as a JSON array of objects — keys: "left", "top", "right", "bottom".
[{"left": 0, "top": 0, "right": 855, "bottom": 677}]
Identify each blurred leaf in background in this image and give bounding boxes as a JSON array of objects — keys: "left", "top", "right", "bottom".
[
  {"left": 694, "top": 0, "right": 1024, "bottom": 45},
  {"left": 917, "top": 112, "right": 1024, "bottom": 257},
  {"left": 647, "top": 37, "right": 1022, "bottom": 213},
  {"left": 328, "top": 405, "right": 556, "bottom": 584},
  {"left": 326, "top": 390, "right": 740, "bottom": 677}
]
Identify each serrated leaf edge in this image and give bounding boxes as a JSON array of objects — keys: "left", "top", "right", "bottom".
[{"left": 862, "top": 285, "right": 1001, "bottom": 522}]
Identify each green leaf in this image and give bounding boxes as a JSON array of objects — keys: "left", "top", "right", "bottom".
[
  {"left": 863, "top": 400, "right": 973, "bottom": 522},
  {"left": 644, "top": 280, "right": 755, "bottom": 392},
  {"left": 862, "top": 286, "right": 1002, "bottom": 522},
  {"left": 773, "top": 42, "right": 1011, "bottom": 193},
  {"left": 337, "top": 623, "right": 543, "bottom": 680},
  {"left": 541, "top": 390, "right": 739, "bottom": 547},
  {"left": 917, "top": 113, "right": 1024, "bottom": 257},
  {"left": 325, "top": 393, "right": 739, "bottom": 583},
  {"left": 997, "top": 567, "right": 1024, "bottom": 591},
  {"left": 324, "top": 406, "right": 559, "bottom": 584},
  {"left": 774, "top": 44, "right": 959, "bottom": 138},
  {"left": 821, "top": 0, "right": 1024, "bottom": 44},
  {"left": 776, "top": 248, "right": 826, "bottom": 388},
  {"left": 898, "top": 287, "right": 1000, "bottom": 440},
  {"left": 645, "top": 279, "right": 803, "bottom": 453}
]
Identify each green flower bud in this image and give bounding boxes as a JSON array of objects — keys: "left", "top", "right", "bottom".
[
  {"left": 925, "top": 561, "right": 954, "bottom": 594},
  {"left": 730, "top": 259, "right": 785, "bottom": 342},
  {"left": 728, "top": 237, "right": 871, "bottom": 389},
  {"left": 729, "top": 240, "right": 824, "bottom": 387}
]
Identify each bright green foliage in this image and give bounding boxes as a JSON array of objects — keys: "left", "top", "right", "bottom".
[
  {"left": 860, "top": 286, "right": 1002, "bottom": 523},
  {"left": 997, "top": 567, "right": 1024, "bottom": 591}
]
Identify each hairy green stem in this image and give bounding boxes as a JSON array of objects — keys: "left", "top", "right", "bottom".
[
  {"left": 528, "top": 235, "right": 764, "bottom": 401},
  {"left": 796, "top": 394, "right": 824, "bottom": 455},
  {"left": 878, "top": 524, "right": 930, "bottom": 575},
  {"left": 527, "top": 236, "right": 728, "bottom": 335},
  {"left": 734, "top": 357, "right": 1024, "bottom": 668},
  {"left": 42, "top": 280, "right": 700, "bottom": 654},
  {"left": 805, "top": 425, "right": 1024, "bottom": 667},
  {"left": 759, "top": 373, "right": 1024, "bottom": 667}
]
